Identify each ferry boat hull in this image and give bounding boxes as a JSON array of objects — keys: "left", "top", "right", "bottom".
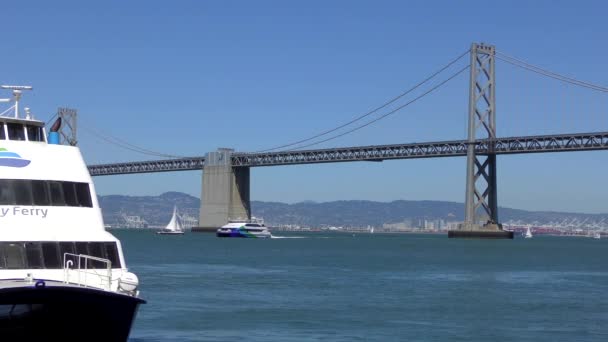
[
  {"left": 0, "top": 280, "right": 144, "bottom": 341},
  {"left": 216, "top": 228, "right": 271, "bottom": 238}
]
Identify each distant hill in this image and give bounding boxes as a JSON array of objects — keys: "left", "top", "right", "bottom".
[
  {"left": 98, "top": 192, "right": 200, "bottom": 227},
  {"left": 251, "top": 200, "right": 608, "bottom": 228},
  {"left": 97, "top": 192, "right": 608, "bottom": 228}
]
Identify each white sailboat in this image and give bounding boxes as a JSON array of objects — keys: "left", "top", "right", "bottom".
[
  {"left": 524, "top": 226, "right": 533, "bottom": 239},
  {"left": 157, "top": 206, "right": 185, "bottom": 235}
]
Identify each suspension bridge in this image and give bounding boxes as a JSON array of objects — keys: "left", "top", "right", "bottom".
[{"left": 84, "top": 42, "right": 608, "bottom": 238}]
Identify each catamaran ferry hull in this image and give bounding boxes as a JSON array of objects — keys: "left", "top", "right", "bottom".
[
  {"left": 217, "top": 228, "right": 272, "bottom": 238},
  {"left": 0, "top": 280, "right": 145, "bottom": 341}
]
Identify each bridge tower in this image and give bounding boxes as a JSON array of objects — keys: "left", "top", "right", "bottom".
[
  {"left": 449, "top": 43, "right": 513, "bottom": 238},
  {"left": 57, "top": 107, "right": 78, "bottom": 146},
  {"left": 192, "top": 148, "right": 251, "bottom": 232}
]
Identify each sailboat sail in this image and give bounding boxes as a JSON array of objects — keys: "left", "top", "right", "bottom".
[{"left": 165, "top": 206, "right": 182, "bottom": 232}]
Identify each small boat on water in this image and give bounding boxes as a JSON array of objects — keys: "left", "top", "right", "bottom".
[
  {"left": 217, "top": 219, "right": 272, "bottom": 238},
  {"left": 157, "top": 205, "right": 185, "bottom": 235},
  {"left": 593, "top": 232, "right": 601, "bottom": 239},
  {"left": 0, "top": 85, "right": 144, "bottom": 341},
  {"left": 524, "top": 226, "right": 533, "bottom": 239}
]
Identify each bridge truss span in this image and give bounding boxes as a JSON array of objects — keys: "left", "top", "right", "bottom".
[
  {"left": 88, "top": 157, "right": 205, "bottom": 176},
  {"left": 87, "top": 132, "right": 608, "bottom": 175},
  {"left": 233, "top": 132, "right": 608, "bottom": 167},
  {"left": 231, "top": 140, "right": 470, "bottom": 167},
  {"left": 489, "top": 132, "right": 608, "bottom": 155}
]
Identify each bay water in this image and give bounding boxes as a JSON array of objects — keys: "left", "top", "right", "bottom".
[{"left": 114, "top": 230, "right": 607, "bottom": 341}]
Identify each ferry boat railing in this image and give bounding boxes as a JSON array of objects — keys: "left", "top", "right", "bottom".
[{"left": 63, "top": 253, "right": 112, "bottom": 291}]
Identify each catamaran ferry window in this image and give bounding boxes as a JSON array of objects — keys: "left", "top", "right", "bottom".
[
  {"left": 0, "top": 123, "right": 5, "bottom": 140},
  {"left": 0, "top": 179, "right": 93, "bottom": 207},
  {"left": 0, "top": 241, "right": 122, "bottom": 269}
]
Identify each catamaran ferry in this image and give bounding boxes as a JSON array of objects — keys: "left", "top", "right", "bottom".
[
  {"left": 217, "top": 219, "right": 272, "bottom": 238},
  {"left": 0, "top": 85, "right": 144, "bottom": 341}
]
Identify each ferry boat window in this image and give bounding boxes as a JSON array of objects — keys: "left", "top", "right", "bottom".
[
  {"left": 25, "top": 242, "right": 44, "bottom": 269},
  {"left": 59, "top": 242, "right": 76, "bottom": 266},
  {"left": 76, "top": 241, "right": 100, "bottom": 269},
  {"left": 0, "top": 180, "right": 15, "bottom": 205},
  {"left": 0, "top": 180, "right": 92, "bottom": 207},
  {"left": 0, "top": 242, "right": 121, "bottom": 269},
  {"left": 49, "top": 181, "right": 66, "bottom": 206},
  {"left": 3, "top": 243, "right": 26, "bottom": 269},
  {"left": 88, "top": 242, "right": 106, "bottom": 268},
  {"left": 41, "top": 242, "right": 61, "bottom": 269},
  {"left": 62, "top": 182, "right": 78, "bottom": 206},
  {"left": 75, "top": 242, "right": 89, "bottom": 258},
  {"left": 6, "top": 123, "right": 25, "bottom": 141},
  {"left": 104, "top": 242, "right": 121, "bottom": 268},
  {"left": 0, "top": 123, "right": 5, "bottom": 139},
  {"left": 26, "top": 125, "right": 44, "bottom": 142},
  {"left": 13, "top": 180, "right": 33, "bottom": 205},
  {"left": 32, "top": 180, "right": 51, "bottom": 206},
  {"left": 75, "top": 183, "right": 93, "bottom": 207}
]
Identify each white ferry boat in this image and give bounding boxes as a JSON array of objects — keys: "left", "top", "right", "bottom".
[
  {"left": 0, "top": 86, "right": 144, "bottom": 341},
  {"left": 217, "top": 219, "right": 272, "bottom": 238}
]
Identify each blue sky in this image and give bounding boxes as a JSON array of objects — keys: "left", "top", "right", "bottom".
[{"left": 3, "top": 0, "right": 608, "bottom": 213}]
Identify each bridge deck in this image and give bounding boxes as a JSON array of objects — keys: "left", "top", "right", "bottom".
[{"left": 88, "top": 132, "right": 608, "bottom": 175}]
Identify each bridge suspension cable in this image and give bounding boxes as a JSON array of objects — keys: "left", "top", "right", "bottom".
[
  {"left": 43, "top": 111, "right": 185, "bottom": 158},
  {"left": 283, "top": 64, "right": 470, "bottom": 151},
  {"left": 255, "top": 49, "right": 470, "bottom": 152},
  {"left": 80, "top": 124, "right": 187, "bottom": 159},
  {"left": 496, "top": 51, "right": 608, "bottom": 93}
]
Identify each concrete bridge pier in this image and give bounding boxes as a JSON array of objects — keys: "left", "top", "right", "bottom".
[{"left": 192, "top": 148, "right": 251, "bottom": 232}]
